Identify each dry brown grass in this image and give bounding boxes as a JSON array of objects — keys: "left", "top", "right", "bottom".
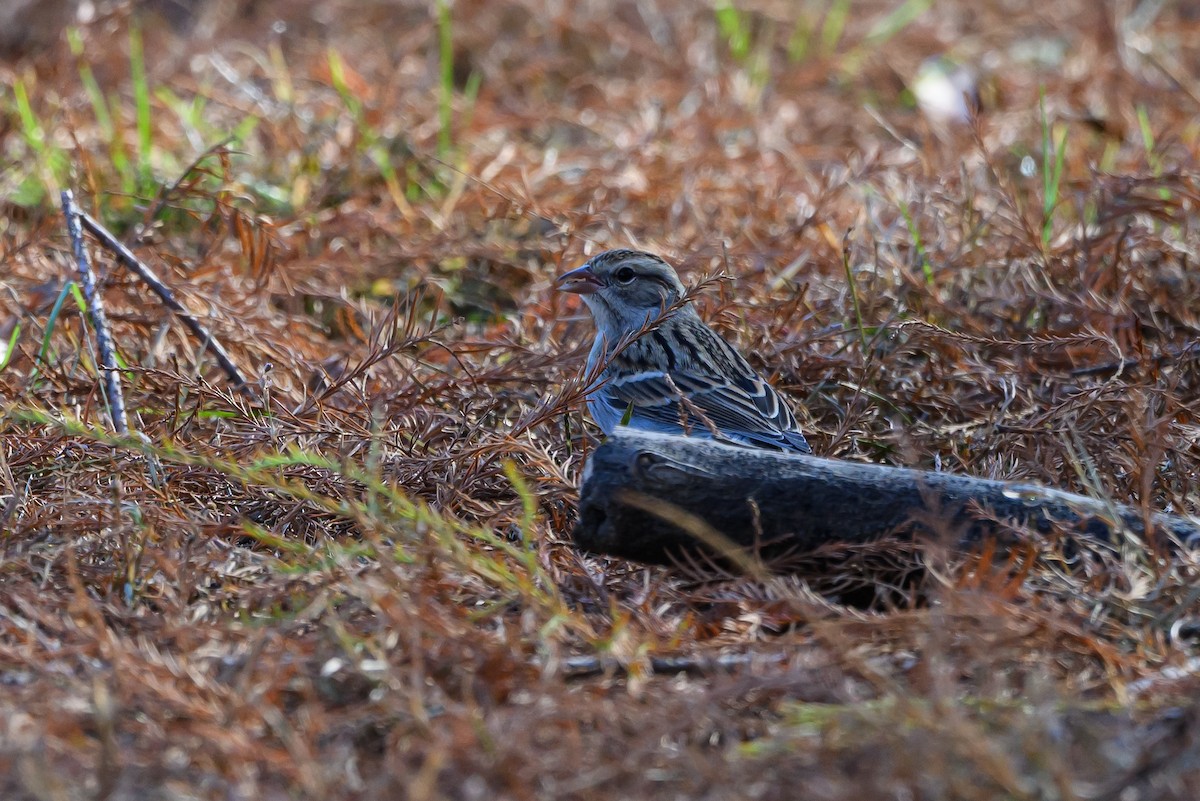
[{"left": 2, "top": 0, "right": 1200, "bottom": 798}]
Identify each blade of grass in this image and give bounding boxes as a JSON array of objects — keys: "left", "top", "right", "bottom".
[
  {"left": 841, "top": 228, "right": 868, "bottom": 351},
  {"left": 820, "top": 0, "right": 850, "bottom": 54},
  {"left": 34, "top": 281, "right": 77, "bottom": 377},
  {"left": 129, "top": 21, "right": 155, "bottom": 196},
  {"left": 69, "top": 27, "right": 134, "bottom": 196},
  {"left": 502, "top": 459, "right": 537, "bottom": 546},
  {"left": 12, "top": 77, "right": 46, "bottom": 160},
  {"left": 865, "top": 0, "right": 933, "bottom": 45},
  {"left": 0, "top": 324, "right": 20, "bottom": 372},
  {"left": 437, "top": 0, "right": 455, "bottom": 158},
  {"left": 715, "top": 1, "right": 751, "bottom": 61},
  {"left": 461, "top": 70, "right": 482, "bottom": 139},
  {"left": 787, "top": 16, "right": 812, "bottom": 62},
  {"left": 68, "top": 28, "right": 114, "bottom": 134},
  {"left": 1040, "top": 88, "right": 1067, "bottom": 247},
  {"left": 1136, "top": 105, "right": 1171, "bottom": 203},
  {"left": 328, "top": 49, "right": 416, "bottom": 217},
  {"left": 10, "top": 76, "right": 65, "bottom": 205},
  {"left": 1136, "top": 105, "right": 1159, "bottom": 174},
  {"left": 897, "top": 198, "right": 933, "bottom": 283}
]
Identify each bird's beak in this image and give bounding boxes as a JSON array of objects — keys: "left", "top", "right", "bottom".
[{"left": 555, "top": 264, "right": 603, "bottom": 295}]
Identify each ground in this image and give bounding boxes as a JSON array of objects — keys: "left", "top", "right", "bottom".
[{"left": 1, "top": 0, "right": 1200, "bottom": 798}]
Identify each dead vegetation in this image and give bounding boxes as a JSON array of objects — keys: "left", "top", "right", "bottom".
[{"left": 1, "top": 0, "right": 1200, "bottom": 798}]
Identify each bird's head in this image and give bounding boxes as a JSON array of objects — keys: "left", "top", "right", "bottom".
[{"left": 555, "top": 249, "right": 688, "bottom": 333}]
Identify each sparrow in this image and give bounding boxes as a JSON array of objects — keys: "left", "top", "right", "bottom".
[{"left": 556, "top": 249, "right": 812, "bottom": 453}]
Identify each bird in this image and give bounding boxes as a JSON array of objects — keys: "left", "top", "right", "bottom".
[{"left": 555, "top": 249, "right": 812, "bottom": 454}]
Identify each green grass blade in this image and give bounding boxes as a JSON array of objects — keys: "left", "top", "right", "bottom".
[
  {"left": 821, "top": 0, "right": 850, "bottom": 54},
  {"left": 12, "top": 77, "right": 45, "bottom": 156},
  {"left": 715, "top": 1, "right": 751, "bottom": 61},
  {"left": 130, "top": 21, "right": 154, "bottom": 195},
  {"left": 33, "top": 281, "right": 77, "bottom": 382},
  {"left": 68, "top": 281, "right": 89, "bottom": 314},
  {"left": 787, "top": 16, "right": 812, "bottom": 62},
  {"left": 462, "top": 70, "right": 482, "bottom": 138},
  {"left": 1040, "top": 88, "right": 1068, "bottom": 246},
  {"left": 437, "top": 0, "right": 454, "bottom": 157},
  {"left": 865, "top": 0, "right": 932, "bottom": 44},
  {"left": 502, "top": 460, "right": 537, "bottom": 546},
  {"left": 10, "top": 76, "right": 59, "bottom": 205},
  {"left": 69, "top": 27, "right": 134, "bottom": 195},
  {"left": 841, "top": 230, "right": 868, "bottom": 351},
  {"left": 897, "top": 199, "right": 933, "bottom": 284},
  {"left": 1136, "top": 105, "right": 1162, "bottom": 176},
  {"left": 329, "top": 49, "right": 414, "bottom": 211},
  {"left": 68, "top": 28, "right": 113, "bottom": 134}
]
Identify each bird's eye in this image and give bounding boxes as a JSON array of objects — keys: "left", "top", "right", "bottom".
[{"left": 614, "top": 267, "right": 636, "bottom": 284}]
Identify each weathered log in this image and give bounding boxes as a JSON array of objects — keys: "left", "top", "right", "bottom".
[{"left": 572, "top": 430, "right": 1200, "bottom": 566}]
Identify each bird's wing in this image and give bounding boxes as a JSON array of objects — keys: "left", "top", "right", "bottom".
[{"left": 597, "top": 334, "right": 811, "bottom": 453}]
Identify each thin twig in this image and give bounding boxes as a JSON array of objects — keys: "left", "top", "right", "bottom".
[
  {"left": 77, "top": 210, "right": 251, "bottom": 392},
  {"left": 61, "top": 190, "right": 130, "bottom": 436}
]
